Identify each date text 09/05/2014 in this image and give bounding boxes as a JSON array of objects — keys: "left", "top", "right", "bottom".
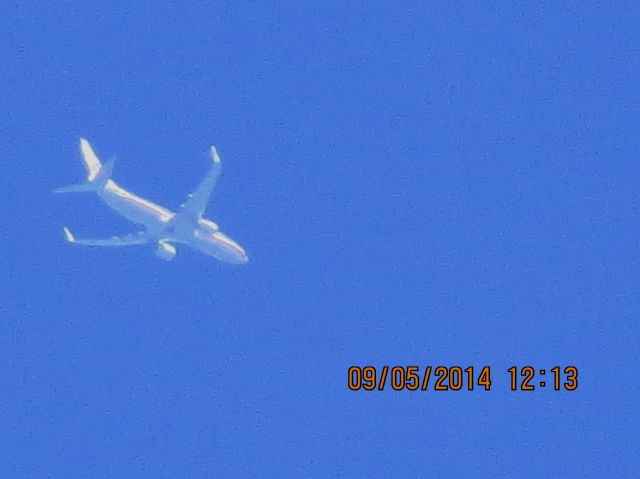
[{"left": 347, "top": 366, "right": 578, "bottom": 392}]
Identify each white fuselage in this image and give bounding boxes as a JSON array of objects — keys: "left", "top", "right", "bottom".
[{"left": 99, "top": 180, "right": 248, "bottom": 264}]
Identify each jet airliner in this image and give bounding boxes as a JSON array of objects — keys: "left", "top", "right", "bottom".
[{"left": 54, "top": 138, "right": 248, "bottom": 264}]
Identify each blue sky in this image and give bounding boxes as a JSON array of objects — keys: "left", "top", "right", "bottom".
[{"left": 2, "top": 2, "right": 639, "bottom": 477}]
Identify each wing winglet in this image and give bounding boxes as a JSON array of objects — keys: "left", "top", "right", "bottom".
[
  {"left": 60, "top": 228, "right": 150, "bottom": 247},
  {"left": 210, "top": 146, "right": 221, "bottom": 164},
  {"left": 63, "top": 226, "right": 75, "bottom": 243},
  {"left": 176, "top": 145, "right": 223, "bottom": 220}
]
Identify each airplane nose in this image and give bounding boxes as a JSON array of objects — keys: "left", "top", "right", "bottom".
[
  {"left": 237, "top": 249, "right": 249, "bottom": 264},
  {"left": 228, "top": 238, "right": 248, "bottom": 264},
  {"left": 209, "top": 231, "right": 249, "bottom": 264}
]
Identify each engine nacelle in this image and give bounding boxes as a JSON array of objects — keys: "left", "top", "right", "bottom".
[{"left": 155, "top": 240, "right": 177, "bottom": 261}]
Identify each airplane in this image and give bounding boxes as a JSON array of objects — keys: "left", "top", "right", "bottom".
[{"left": 54, "top": 138, "right": 248, "bottom": 264}]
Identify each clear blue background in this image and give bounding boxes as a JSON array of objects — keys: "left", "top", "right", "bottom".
[{"left": 2, "top": 2, "right": 638, "bottom": 477}]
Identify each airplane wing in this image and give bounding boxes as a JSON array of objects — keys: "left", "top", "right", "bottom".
[
  {"left": 63, "top": 227, "right": 150, "bottom": 247},
  {"left": 178, "top": 146, "right": 222, "bottom": 221}
]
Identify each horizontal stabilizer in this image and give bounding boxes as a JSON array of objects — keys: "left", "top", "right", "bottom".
[
  {"left": 53, "top": 182, "right": 96, "bottom": 194},
  {"left": 53, "top": 154, "right": 115, "bottom": 194}
]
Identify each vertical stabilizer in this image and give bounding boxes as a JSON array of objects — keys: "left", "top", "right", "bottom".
[
  {"left": 79, "top": 138, "right": 102, "bottom": 181},
  {"left": 53, "top": 138, "right": 113, "bottom": 193}
]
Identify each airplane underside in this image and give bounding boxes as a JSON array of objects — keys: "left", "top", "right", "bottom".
[{"left": 55, "top": 139, "right": 248, "bottom": 264}]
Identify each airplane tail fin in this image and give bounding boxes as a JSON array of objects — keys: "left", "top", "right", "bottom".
[{"left": 53, "top": 138, "right": 114, "bottom": 193}]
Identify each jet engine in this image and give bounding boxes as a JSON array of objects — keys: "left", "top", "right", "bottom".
[{"left": 155, "top": 240, "right": 177, "bottom": 261}]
